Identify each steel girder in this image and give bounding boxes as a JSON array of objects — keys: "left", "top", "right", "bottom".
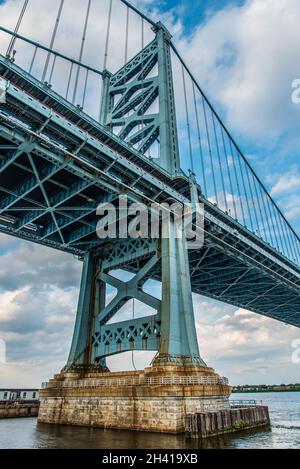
[
  {"left": 100, "top": 24, "right": 180, "bottom": 175},
  {"left": 0, "top": 56, "right": 299, "bottom": 331},
  {"left": 101, "top": 40, "right": 159, "bottom": 154},
  {"left": 67, "top": 219, "right": 205, "bottom": 366}
]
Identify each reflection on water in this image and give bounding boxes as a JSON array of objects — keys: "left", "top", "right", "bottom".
[{"left": 0, "top": 393, "right": 300, "bottom": 449}]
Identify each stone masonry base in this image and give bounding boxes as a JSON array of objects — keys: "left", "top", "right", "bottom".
[{"left": 38, "top": 364, "right": 231, "bottom": 434}]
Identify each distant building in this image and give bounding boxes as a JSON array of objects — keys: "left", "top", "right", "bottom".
[{"left": 0, "top": 389, "right": 39, "bottom": 402}]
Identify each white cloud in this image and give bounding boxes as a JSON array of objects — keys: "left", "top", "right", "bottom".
[
  {"left": 0, "top": 288, "right": 27, "bottom": 322},
  {"left": 268, "top": 168, "right": 300, "bottom": 224},
  {"left": 198, "top": 308, "right": 299, "bottom": 359},
  {"left": 175, "top": 0, "right": 300, "bottom": 142},
  {"left": 0, "top": 235, "right": 82, "bottom": 291},
  {"left": 0, "top": 0, "right": 299, "bottom": 387},
  {"left": 196, "top": 308, "right": 300, "bottom": 384},
  {"left": 271, "top": 170, "right": 300, "bottom": 197}
]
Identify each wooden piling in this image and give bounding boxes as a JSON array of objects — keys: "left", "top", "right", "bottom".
[{"left": 185, "top": 405, "right": 270, "bottom": 439}]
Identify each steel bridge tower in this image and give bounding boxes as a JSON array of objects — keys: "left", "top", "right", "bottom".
[
  {"left": 65, "top": 22, "right": 205, "bottom": 372},
  {"left": 3, "top": 0, "right": 299, "bottom": 433}
]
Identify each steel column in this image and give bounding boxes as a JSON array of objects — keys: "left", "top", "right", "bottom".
[
  {"left": 65, "top": 251, "right": 107, "bottom": 371},
  {"left": 157, "top": 215, "right": 206, "bottom": 366},
  {"left": 155, "top": 22, "right": 180, "bottom": 175}
]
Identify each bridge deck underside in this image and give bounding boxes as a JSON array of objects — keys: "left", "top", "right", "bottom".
[
  {"left": 0, "top": 56, "right": 299, "bottom": 328},
  {"left": 109, "top": 243, "right": 300, "bottom": 328}
]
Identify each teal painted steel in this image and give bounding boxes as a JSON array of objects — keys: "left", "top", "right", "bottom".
[
  {"left": 159, "top": 215, "right": 205, "bottom": 366},
  {"left": 66, "top": 251, "right": 98, "bottom": 368},
  {"left": 155, "top": 23, "right": 180, "bottom": 174},
  {"left": 0, "top": 25, "right": 104, "bottom": 77},
  {"left": 0, "top": 6, "right": 299, "bottom": 372}
]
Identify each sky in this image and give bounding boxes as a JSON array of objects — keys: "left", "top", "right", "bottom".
[{"left": 0, "top": 0, "right": 300, "bottom": 387}]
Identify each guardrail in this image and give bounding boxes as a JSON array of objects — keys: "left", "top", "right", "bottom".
[
  {"left": 43, "top": 375, "right": 229, "bottom": 389},
  {"left": 0, "top": 399, "right": 39, "bottom": 405},
  {"left": 230, "top": 400, "right": 262, "bottom": 408}
]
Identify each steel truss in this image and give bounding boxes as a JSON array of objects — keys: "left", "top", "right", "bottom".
[{"left": 0, "top": 15, "right": 299, "bottom": 373}]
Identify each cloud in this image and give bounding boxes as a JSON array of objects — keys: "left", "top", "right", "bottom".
[
  {"left": 174, "top": 0, "right": 300, "bottom": 143},
  {"left": 0, "top": 235, "right": 82, "bottom": 291},
  {"left": 267, "top": 167, "right": 300, "bottom": 226},
  {"left": 0, "top": 0, "right": 299, "bottom": 388},
  {"left": 271, "top": 169, "right": 300, "bottom": 197},
  {"left": 195, "top": 307, "right": 300, "bottom": 384},
  {"left": 0, "top": 233, "right": 299, "bottom": 386}
]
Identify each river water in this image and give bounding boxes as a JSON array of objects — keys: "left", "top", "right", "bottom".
[{"left": 0, "top": 392, "right": 299, "bottom": 449}]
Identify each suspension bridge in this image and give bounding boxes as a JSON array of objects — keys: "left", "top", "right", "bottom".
[{"left": 0, "top": 0, "right": 299, "bottom": 433}]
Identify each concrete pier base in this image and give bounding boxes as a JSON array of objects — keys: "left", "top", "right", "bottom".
[
  {"left": 0, "top": 403, "right": 39, "bottom": 419},
  {"left": 38, "top": 364, "right": 231, "bottom": 433}
]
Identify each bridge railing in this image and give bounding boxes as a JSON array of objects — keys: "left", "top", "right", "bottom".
[
  {"left": 43, "top": 375, "right": 229, "bottom": 389},
  {"left": 229, "top": 400, "right": 262, "bottom": 408}
]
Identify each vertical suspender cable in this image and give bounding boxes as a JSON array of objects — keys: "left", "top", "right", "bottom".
[
  {"left": 182, "top": 65, "right": 194, "bottom": 173},
  {"left": 244, "top": 164, "right": 255, "bottom": 232},
  {"left": 72, "top": 0, "right": 92, "bottom": 104},
  {"left": 42, "top": 0, "right": 65, "bottom": 83},
  {"left": 141, "top": 17, "right": 145, "bottom": 51},
  {"left": 295, "top": 238, "right": 300, "bottom": 263},
  {"left": 103, "top": 0, "right": 113, "bottom": 70},
  {"left": 259, "top": 185, "right": 274, "bottom": 247},
  {"left": 101, "top": 0, "right": 113, "bottom": 120},
  {"left": 192, "top": 82, "right": 207, "bottom": 197},
  {"left": 171, "top": 41, "right": 300, "bottom": 262},
  {"left": 202, "top": 98, "right": 218, "bottom": 205},
  {"left": 252, "top": 172, "right": 266, "bottom": 238},
  {"left": 124, "top": 5, "right": 129, "bottom": 64},
  {"left": 66, "top": 62, "right": 73, "bottom": 99},
  {"left": 6, "top": 0, "right": 29, "bottom": 57},
  {"left": 277, "top": 210, "right": 289, "bottom": 257},
  {"left": 278, "top": 211, "right": 292, "bottom": 259},
  {"left": 221, "top": 127, "right": 238, "bottom": 220},
  {"left": 236, "top": 150, "right": 251, "bottom": 229},
  {"left": 49, "top": 54, "right": 57, "bottom": 85},
  {"left": 265, "top": 193, "right": 278, "bottom": 250},
  {"left": 29, "top": 46, "right": 37, "bottom": 74},
  {"left": 250, "top": 172, "right": 261, "bottom": 236},
  {"left": 212, "top": 113, "right": 228, "bottom": 213},
  {"left": 271, "top": 204, "right": 283, "bottom": 253},
  {"left": 245, "top": 164, "right": 260, "bottom": 234},
  {"left": 281, "top": 215, "right": 295, "bottom": 261},
  {"left": 286, "top": 223, "right": 298, "bottom": 263},
  {"left": 291, "top": 234, "right": 300, "bottom": 264},
  {"left": 82, "top": 69, "right": 89, "bottom": 109},
  {"left": 229, "top": 140, "right": 245, "bottom": 224}
]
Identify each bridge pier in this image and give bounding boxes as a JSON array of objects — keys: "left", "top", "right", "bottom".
[
  {"left": 38, "top": 365, "right": 230, "bottom": 433},
  {"left": 39, "top": 217, "right": 231, "bottom": 432},
  {"left": 38, "top": 21, "right": 231, "bottom": 432}
]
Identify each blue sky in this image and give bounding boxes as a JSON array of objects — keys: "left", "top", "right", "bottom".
[
  {"left": 147, "top": 0, "right": 245, "bottom": 31},
  {"left": 0, "top": 0, "right": 300, "bottom": 387}
]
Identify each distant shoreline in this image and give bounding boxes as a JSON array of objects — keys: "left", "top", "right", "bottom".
[{"left": 232, "top": 389, "right": 300, "bottom": 393}]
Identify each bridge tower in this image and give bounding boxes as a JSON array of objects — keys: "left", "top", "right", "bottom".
[
  {"left": 65, "top": 22, "right": 205, "bottom": 372},
  {"left": 39, "top": 23, "right": 230, "bottom": 433}
]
